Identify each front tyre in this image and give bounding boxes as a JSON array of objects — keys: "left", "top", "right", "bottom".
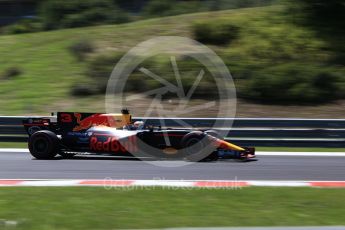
[
  {"left": 181, "top": 131, "right": 217, "bottom": 162},
  {"left": 28, "top": 130, "right": 60, "bottom": 159}
]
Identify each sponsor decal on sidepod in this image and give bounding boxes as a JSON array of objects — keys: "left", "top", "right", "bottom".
[{"left": 90, "top": 135, "right": 138, "bottom": 153}]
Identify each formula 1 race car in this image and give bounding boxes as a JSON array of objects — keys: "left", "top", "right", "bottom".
[{"left": 23, "top": 110, "right": 255, "bottom": 161}]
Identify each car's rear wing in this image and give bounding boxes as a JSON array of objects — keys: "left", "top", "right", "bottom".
[{"left": 22, "top": 116, "right": 57, "bottom": 136}]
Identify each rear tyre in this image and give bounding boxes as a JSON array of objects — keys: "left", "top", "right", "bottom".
[{"left": 28, "top": 130, "right": 60, "bottom": 159}]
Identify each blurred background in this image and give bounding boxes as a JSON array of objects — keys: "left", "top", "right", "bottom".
[{"left": 0, "top": 0, "right": 344, "bottom": 117}]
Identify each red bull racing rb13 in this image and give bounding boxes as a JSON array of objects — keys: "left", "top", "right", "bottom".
[{"left": 23, "top": 110, "right": 255, "bottom": 161}]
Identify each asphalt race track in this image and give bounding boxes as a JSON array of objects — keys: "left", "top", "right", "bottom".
[{"left": 0, "top": 151, "right": 345, "bottom": 180}]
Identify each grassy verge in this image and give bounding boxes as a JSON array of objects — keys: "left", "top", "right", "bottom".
[
  {"left": 0, "top": 187, "right": 344, "bottom": 229},
  {"left": 0, "top": 142, "right": 27, "bottom": 148}
]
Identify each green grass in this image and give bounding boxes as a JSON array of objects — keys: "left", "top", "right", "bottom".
[
  {"left": 0, "top": 142, "right": 27, "bottom": 148},
  {"left": 0, "top": 187, "right": 344, "bottom": 229},
  {"left": 1, "top": 5, "right": 343, "bottom": 116}
]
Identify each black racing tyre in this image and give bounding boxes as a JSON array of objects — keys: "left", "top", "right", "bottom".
[
  {"left": 202, "top": 151, "right": 218, "bottom": 162},
  {"left": 180, "top": 131, "right": 216, "bottom": 162},
  {"left": 28, "top": 130, "right": 60, "bottom": 159}
]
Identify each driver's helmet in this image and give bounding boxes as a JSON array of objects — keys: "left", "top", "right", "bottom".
[
  {"left": 123, "top": 121, "right": 144, "bottom": 130},
  {"left": 133, "top": 121, "right": 144, "bottom": 130}
]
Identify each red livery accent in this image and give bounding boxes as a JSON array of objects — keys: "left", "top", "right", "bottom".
[
  {"left": 90, "top": 136, "right": 138, "bottom": 153},
  {"left": 60, "top": 113, "right": 73, "bottom": 123},
  {"left": 74, "top": 113, "right": 116, "bottom": 131}
]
